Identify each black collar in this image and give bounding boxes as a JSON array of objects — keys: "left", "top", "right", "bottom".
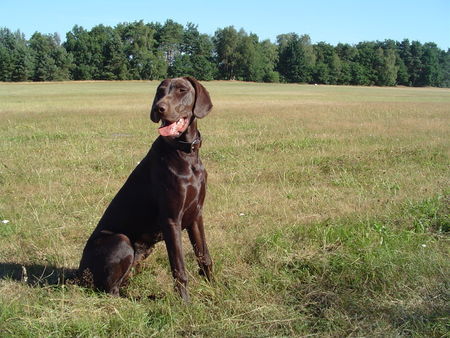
[{"left": 162, "top": 131, "right": 202, "bottom": 153}]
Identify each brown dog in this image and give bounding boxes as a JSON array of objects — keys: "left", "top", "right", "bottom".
[{"left": 78, "top": 77, "right": 213, "bottom": 301}]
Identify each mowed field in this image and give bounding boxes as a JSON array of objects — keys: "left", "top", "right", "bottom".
[{"left": 0, "top": 81, "right": 449, "bottom": 336}]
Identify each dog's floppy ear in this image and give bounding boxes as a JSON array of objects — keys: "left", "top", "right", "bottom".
[
  {"left": 185, "top": 77, "right": 213, "bottom": 118},
  {"left": 150, "top": 82, "right": 163, "bottom": 123}
]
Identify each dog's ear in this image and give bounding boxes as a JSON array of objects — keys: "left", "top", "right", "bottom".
[
  {"left": 150, "top": 82, "right": 162, "bottom": 123},
  {"left": 150, "top": 97, "right": 160, "bottom": 123},
  {"left": 185, "top": 77, "right": 213, "bottom": 118}
]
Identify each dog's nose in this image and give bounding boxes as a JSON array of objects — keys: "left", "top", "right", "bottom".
[{"left": 156, "top": 103, "right": 167, "bottom": 114}]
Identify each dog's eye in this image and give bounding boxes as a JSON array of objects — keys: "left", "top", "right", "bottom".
[{"left": 178, "top": 87, "right": 188, "bottom": 93}]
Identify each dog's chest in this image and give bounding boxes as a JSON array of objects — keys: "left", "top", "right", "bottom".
[
  {"left": 174, "top": 162, "right": 206, "bottom": 190},
  {"left": 165, "top": 155, "right": 205, "bottom": 181},
  {"left": 178, "top": 163, "right": 206, "bottom": 216}
]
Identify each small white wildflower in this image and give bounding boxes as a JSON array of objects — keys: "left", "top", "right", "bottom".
[
  {"left": 239, "top": 213, "right": 245, "bottom": 216},
  {"left": 421, "top": 244, "right": 426, "bottom": 248},
  {"left": 2, "top": 220, "right": 9, "bottom": 224}
]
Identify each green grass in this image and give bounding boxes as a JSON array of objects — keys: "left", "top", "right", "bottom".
[{"left": 0, "top": 81, "right": 449, "bottom": 336}]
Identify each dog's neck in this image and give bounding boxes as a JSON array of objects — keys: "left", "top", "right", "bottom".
[
  {"left": 181, "top": 118, "right": 199, "bottom": 144},
  {"left": 162, "top": 118, "right": 202, "bottom": 153}
]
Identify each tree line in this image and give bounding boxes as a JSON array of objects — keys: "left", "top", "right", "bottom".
[{"left": 0, "top": 20, "right": 449, "bottom": 87}]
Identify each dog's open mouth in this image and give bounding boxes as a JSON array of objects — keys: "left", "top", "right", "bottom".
[{"left": 158, "top": 117, "right": 189, "bottom": 137}]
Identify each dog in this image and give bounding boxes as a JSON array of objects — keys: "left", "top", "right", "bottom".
[{"left": 78, "top": 77, "right": 213, "bottom": 301}]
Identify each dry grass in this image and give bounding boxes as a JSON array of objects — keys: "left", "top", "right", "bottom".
[{"left": 0, "top": 81, "right": 449, "bottom": 336}]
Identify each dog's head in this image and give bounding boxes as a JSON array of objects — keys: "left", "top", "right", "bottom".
[{"left": 150, "top": 77, "right": 213, "bottom": 137}]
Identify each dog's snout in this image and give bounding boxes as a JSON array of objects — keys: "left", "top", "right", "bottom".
[
  {"left": 156, "top": 102, "right": 167, "bottom": 114},
  {"left": 150, "top": 100, "right": 170, "bottom": 123}
]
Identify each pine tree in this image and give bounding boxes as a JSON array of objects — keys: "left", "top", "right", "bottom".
[{"left": 277, "top": 33, "right": 315, "bottom": 83}]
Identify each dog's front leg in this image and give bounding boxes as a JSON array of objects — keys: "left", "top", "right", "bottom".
[
  {"left": 162, "top": 220, "right": 189, "bottom": 302},
  {"left": 188, "top": 215, "right": 213, "bottom": 281}
]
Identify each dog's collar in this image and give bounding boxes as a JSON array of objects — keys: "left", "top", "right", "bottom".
[{"left": 163, "top": 131, "right": 202, "bottom": 153}]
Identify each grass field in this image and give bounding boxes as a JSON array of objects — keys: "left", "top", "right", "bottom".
[{"left": 0, "top": 80, "right": 449, "bottom": 336}]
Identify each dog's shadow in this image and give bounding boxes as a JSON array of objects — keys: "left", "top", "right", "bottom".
[{"left": 0, "top": 262, "right": 77, "bottom": 287}]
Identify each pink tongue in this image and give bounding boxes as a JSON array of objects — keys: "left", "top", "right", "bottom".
[{"left": 158, "top": 121, "right": 179, "bottom": 137}]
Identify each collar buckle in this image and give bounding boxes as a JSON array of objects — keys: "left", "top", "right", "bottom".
[
  {"left": 163, "top": 132, "right": 202, "bottom": 153},
  {"left": 190, "top": 138, "right": 201, "bottom": 152}
]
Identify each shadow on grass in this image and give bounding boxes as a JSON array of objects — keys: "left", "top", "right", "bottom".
[
  {"left": 0, "top": 262, "right": 77, "bottom": 286},
  {"left": 0, "top": 262, "right": 166, "bottom": 300}
]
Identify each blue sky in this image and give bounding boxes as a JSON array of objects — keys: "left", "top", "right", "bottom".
[{"left": 1, "top": 0, "right": 449, "bottom": 49}]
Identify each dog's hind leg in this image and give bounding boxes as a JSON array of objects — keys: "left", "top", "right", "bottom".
[{"left": 79, "top": 232, "right": 134, "bottom": 295}]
